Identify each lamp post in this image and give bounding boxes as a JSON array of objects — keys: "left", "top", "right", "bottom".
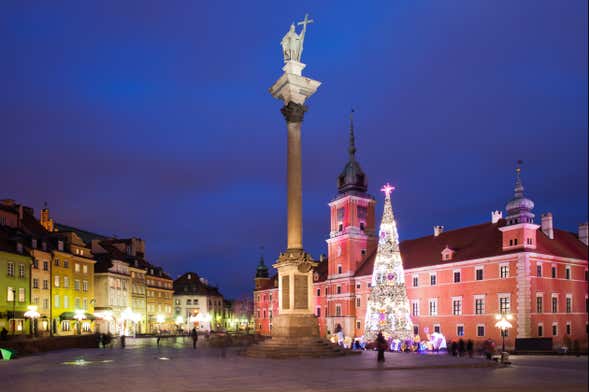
[
  {"left": 24, "top": 305, "right": 40, "bottom": 338},
  {"left": 495, "top": 313, "right": 513, "bottom": 356},
  {"left": 11, "top": 289, "right": 16, "bottom": 335}
]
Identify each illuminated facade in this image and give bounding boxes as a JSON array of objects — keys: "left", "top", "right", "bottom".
[
  {"left": 173, "top": 272, "right": 225, "bottom": 332},
  {"left": 253, "top": 128, "right": 588, "bottom": 351},
  {"left": 146, "top": 266, "right": 174, "bottom": 333}
]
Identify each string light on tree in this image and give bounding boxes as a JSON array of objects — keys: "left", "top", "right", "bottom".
[{"left": 364, "top": 183, "right": 413, "bottom": 341}]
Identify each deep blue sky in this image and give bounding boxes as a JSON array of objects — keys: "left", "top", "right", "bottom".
[{"left": 1, "top": 1, "right": 587, "bottom": 298}]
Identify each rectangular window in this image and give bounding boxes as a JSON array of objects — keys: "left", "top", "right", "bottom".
[
  {"left": 33, "top": 278, "right": 39, "bottom": 289},
  {"left": 429, "top": 299, "right": 438, "bottom": 316},
  {"left": 54, "top": 276, "right": 60, "bottom": 287},
  {"left": 413, "top": 325, "right": 419, "bottom": 336},
  {"left": 565, "top": 266, "right": 571, "bottom": 280},
  {"left": 551, "top": 266, "right": 556, "bottom": 278},
  {"left": 43, "top": 261, "right": 49, "bottom": 271},
  {"left": 74, "top": 280, "right": 80, "bottom": 291},
  {"left": 43, "top": 298, "right": 49, "bottom": 310},
  {"left": 536, "top": 264, "right": 542, "bottom": 277},
  {"left": 335, "top": 304, "right": 342, "bottom": 316},
  {"left": 61, "top": 320, "right": 70, "bottom": 331},
  {"left": 54, "top": 295, "right": 60, "bottom": 308},
  {"left": 7, "top": 262, "right": 14, "bottom": 277},
  {"left": 452, "top": 298, "right": 462, "bottom": 315},
  {"left": 18, "top": 288, "right": 25, "bottom": 302},
  {"left": 357, "top": 321, "right": 362, "bottom": 330},
  {"left": 434, "top": 324, "right": 441, "bottom": 333},
  {"left": 430, "top": 273, "right": 437, "bottom": 286},
  {"left": 457, "top": 325, "right": 464, "bottom": 336},
  {"left": 356, "top": 297, "right": 361, "bottom": 307},
  {"left": 477, "top": 325, "right": 485, "bottom": 337},
  {"left": 83, "top": 265, "right": 88, "bottom": 274},
  {"left": 64, "top": 296, "right": 69, "bottom": 309},
  {"left": 412, "top": 275, "right": 418, "bottom": 287},
  {"left": 337, "top": 265, "right": 342, "bottom": 274},
  {"left": 536, "top": 295, "right": 543, "bottom": 313},
  {"left": 63, "top": 260, "right": 69, "bottom": 268},
  {"left": 475, "top": 267, "right": 484, "bottom": 281},
  {"left": 337, "top": 208, "right": 344, "bottom": 231},
  {"left": 552, "top": 296, "right": 558, "bottom": 313},
  {"left": 7, "top": 287, "right": 14, "bottom": 302},
  {"left": 82, "top": 280, "right": 88, "bottom": 292},
  {"left": 475, "top": 297, "right": 485, "bottom": 315},
  {"left": 75, "top": 297, "right": 81, "bottom": 309},
  {"left": 18, "top": 264, "right": 25, "bottom": 278},
  {"left": 538, "top": 324, "right": 543, "bottom": 337},
  {"left": 499, "top": 296, "right": 510, "bottom": 314},
  {"left": 412, "top": 301, "right": 419, "bottom": 317},
  {"left": 316, "top": 288, "right": 321, "bottom": 296},
  {"left": 566, "top": 323, "right": 571, "bottom": 335},
  {"left": 552, "top": 324, "right": 558, "bottom": 336},
  {"left": 63, "top": 276, "right": 69, "bottom": 288},
  {"left": 75, "top": 263, "right": 80, "bottom": 272},
  {"left": 500, "top": 265, "right": 509, "bottom": 279},
  {"left": 336, "top": 285, "right": 341, "bottom": 294},
  {"left": 356, "top": 283, "right": 361, "bottom": 289},
  {"left": 453, "top": 271, "right": 461, "bottom": 283},
  {"left": 566, "top": 296, "right": 572, "bottom": 313},
  {"left": 316, "top": 307, "right": 321, "bottom": 317}
]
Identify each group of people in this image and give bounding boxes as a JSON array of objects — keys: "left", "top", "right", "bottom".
[{"left": 446, "top": 338, "right": 475, "bottom": 358}]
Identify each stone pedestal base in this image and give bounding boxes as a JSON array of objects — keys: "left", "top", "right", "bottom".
[{"left": 271, "top": 314, "right": 320, "bottom": 338}]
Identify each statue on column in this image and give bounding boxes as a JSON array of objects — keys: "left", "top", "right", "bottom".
[{"left": 281, "top": 14, "right": 314, "bottom": 63}]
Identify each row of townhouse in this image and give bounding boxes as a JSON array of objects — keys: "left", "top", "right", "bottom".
[
  {"left": 253, "top": 128, "right": 588, "bottom": 351},
  {"left": 0, "top": 199, "right": 175, "bottom": 336}
]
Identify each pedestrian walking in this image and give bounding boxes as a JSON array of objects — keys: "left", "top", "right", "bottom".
[
  {"left": 451, "top": 340, "right": 458, "bottom": 356},
  {"left": 120, "top": 334, "right": 126, "bottom": 349},
  {"left": 458, "top": 339, "right": 465, "bottom": 357},
  {"left": 191, "top": 327, "right": 198, "bottom": 349},
  {"left": 375, "top": 332, "right": 387, "bottom": 363},
  {"left": 466, "top": 339, "right": 474, "bottom": 358}
]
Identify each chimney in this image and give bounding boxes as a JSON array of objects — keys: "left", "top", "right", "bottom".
[
  {"left": 541, "top": 213, "right": 554, "bottom": 240},
  {"left": 579, "top": 222, "right": 588, "bottom": 246},
  {"left": 491, "top": 210, "right": 503, "bottom": 224},
  {"left": 434, "top": 226, "right": 444, "bottom": 237}
]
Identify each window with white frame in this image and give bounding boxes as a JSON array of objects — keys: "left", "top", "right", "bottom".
[
  {"left": 412, "top": 274, "right": 419, "bottom": 287},
  {"left": 566, "top": 322, "right": 571, "bottom": 335},
  {"left": 433, "top": 324, "right": 441, "bottom": 333},
  {"left": 83, "top": 265, "right": 88, "bottom": 274},
  {"left": 316, "top": 288, "right": 321, "bottom": 296},
  {"left": 537, "top": 323, "right": 543, "bottom": 337},
  {"left": 336, "top": 285, "right": 341, "bottom": 294},
  {"left": 499, "top": 294, "right": 510, "bottom": 314},
  {"left": 536, "top": 293, "right": 543, "bottom": 313},
  {"left": 18, "top": 264, "right": 25, "bottom": 278},
  {"left": 412, "top": 300, "right": 419, "bottom": 317},
  {"left": 335, "top": 304, "right": 342, "bottom": 316},
  {"left": 54, "top": 276, "right": 60, "bottom": 287},
  {"left": 63, "top": 295, "right": 69, "bottom": 309},
  {"left": 54, "top": 295, "right": 60, "bottom": 308},
  {"left": 453, "top": 270, "right": 461, "bottom": 283},
  {"left": 476, "top": 324, "right": 485, "bottom": 337},
  {"left": 474, "top": 295, "right": 485, "bottom": 315},
  {"left": 551, "top": 265, "right": 557, "bottom": 278},
  {"left": 552, "top": 323, "right": 558, "bottom": 336},
  {"left": 7, "top": 263, "right": 14, "bottom": 277},
  {"left": 500, "top": 264, "right": 509, "bottom": 279},
  {"left": 430, "top": 273, "right": 437, "bottom": 286},
  {"left": 456, "top": 324, "right": 464, "bottom": 336},
  {"left": 536, "top": 264, "right": 542, "bottom": 277},
  {"left": 475, "top": 266, "right": 484, "bottom": 281},
  {"left": 63, "top": 276, "right": 69, "bottom": 288},
  {"left": 82, "top": 280, "right": 88, "bottom": 292},
  {"left": 18, "top": 288, "right": 25, "bottom": 302},
  {"left": 551, "top": 294, "right": 558, "bottom": 313},
  {"left": 75, "top": 263, "right": 80, "bottom": 272},
  {"left": 7, "top": 287, "right": 14, "bottom": 302},
  {"left": 356, "top": 297, "right": 361, "bottom": 307},
  {"left": 565, "top": 266, "right": 571, "bottom": 280},
  {"left": 337, "top": 264, "right": 342, "bottom": 274},
  {"left": 452, "top": 297, "right": 462, "bottom": 315},
  {"left": 566, "top": 295, "right": 572, "bottom": 313},
  {"left": 61, "top": 320, "right": 70, "bottom": 331},
  {"left": 429, "top": 298, "right": 438, "bottom": 316},
  {"left": 356, "top": 320, "right": 361, "bottom": 330}
]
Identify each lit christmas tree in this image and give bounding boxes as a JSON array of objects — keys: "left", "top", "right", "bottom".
[{"left": 364, "top": 183, "right": 413, "bottom": 342}]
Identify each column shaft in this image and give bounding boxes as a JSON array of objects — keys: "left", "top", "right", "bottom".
[{"left": 286, "top": 121, "right": 303, "bottom": 249}]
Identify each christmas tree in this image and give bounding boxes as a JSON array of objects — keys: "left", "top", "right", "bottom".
[{"left": 364, "top": 183, "right": 413, "bottom": 342}]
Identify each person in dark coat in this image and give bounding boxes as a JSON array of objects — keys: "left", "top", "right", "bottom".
[
  {"left": 0, "top": 327, "right": 8, "bottom": 341},
  {"left": 191, "top": 327, "right": 198, "bottom": 349},
  {"left": 466, "top": 339, "right": 474, "bottom": 358},
  {"left": 120, "top": 334, "right": 126, "bottom": 349},
  {"left": 451, "top": 340, "right": 458, "bottom": 356},
  {"left": 458, "top": 339, "right": 465, "bottom": 357},
  {"left": 375, "top": 332, "right": 387, "bottom": 363}
]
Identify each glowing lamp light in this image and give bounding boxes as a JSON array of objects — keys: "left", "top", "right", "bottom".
[
  {"left": 73, "top": 309, "right": 86, "bottom": 322},
  {"left": 156, "top": 314, "right": 165, "bottom": 324},
  {"left": 94, "top": 310, "right": 113, "bottom": 321},
  {"left": 175, "top": 316, "right": 184, "bottom": 324},
  {"left": 24, "top": 305, "right": 40, "bottom": 319}
]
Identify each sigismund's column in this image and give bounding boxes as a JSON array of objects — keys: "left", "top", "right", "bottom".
[{"left": 269, "top": 15, "right": 321, "bottom": 338}]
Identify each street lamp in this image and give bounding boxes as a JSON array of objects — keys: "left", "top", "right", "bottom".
[
  {"left": 24, "top": 305, "right": 40, "bottom": 337},
  {"left": 495, "top": 313, "right": 513, "bottom": 354}
]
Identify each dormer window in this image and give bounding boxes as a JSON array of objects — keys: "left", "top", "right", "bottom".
[
  {"left": 32, "top": 239, "right": 37, "bottom": 249},
  {"left": 58, "top": 241, "right": 64, "bottom": 251},
  {"left": 17, "top": 243, "right": 23, "bottom": 254},
  {"left": 441, "top": 246, "right": 455, "bottom": 261}
]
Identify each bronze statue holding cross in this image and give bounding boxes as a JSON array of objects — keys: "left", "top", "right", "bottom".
[{"left": 281, "top": 14, "right": 314, "bottom": 63}]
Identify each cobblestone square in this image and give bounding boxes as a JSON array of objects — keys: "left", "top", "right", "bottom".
[{"left": 1, "top": 338, "right": 587, "bottom": 392}]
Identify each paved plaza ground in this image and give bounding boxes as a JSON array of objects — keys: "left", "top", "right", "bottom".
[{"left": 1, "top": 337, "right": 587, "bottom": 392}]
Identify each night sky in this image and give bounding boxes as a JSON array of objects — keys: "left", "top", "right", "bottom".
[{"left": 1, "top": 1, "right": 587, "bottom": 298}]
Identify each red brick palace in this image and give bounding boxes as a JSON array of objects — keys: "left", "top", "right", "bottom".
[{"left": 253, "top": 123, "right": 588, "bottom": 350}]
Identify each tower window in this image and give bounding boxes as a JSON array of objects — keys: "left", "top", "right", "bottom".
[
  {"left": 337, "top": 265, "right": 342, "bottom": 274},
  {"left": 359, "top": 222, "right": 365, "bottom": 231}
]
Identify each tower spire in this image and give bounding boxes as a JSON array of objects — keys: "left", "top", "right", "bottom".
[
  {"left": 505, "top": 160, "right": 535, "bottom": 225},
  {"left": 349, "top": 108, "right": 356, "bottom": 161}
]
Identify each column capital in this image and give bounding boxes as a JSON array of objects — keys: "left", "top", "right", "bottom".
[{"left": 281, "top": 102, "right": 307, "bottom": 123}]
